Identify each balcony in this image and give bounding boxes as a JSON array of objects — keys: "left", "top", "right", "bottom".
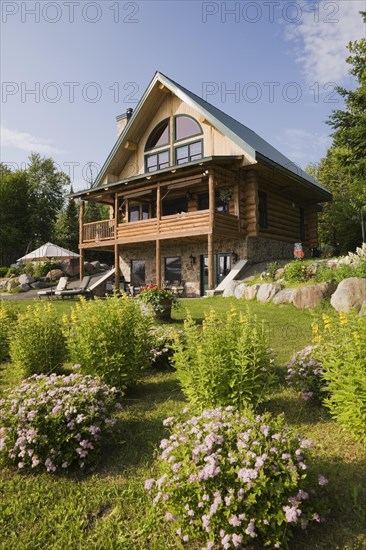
[{"left": 81, "top": 210, "right": 240, "bottom": 246}]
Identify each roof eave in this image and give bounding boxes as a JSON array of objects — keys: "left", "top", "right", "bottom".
[{"left": 256, "top": 153, "right": 332, "bottom": 202}]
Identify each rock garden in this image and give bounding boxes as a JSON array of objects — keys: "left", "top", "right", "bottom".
[{"left": 224, "top": 244, "right": 366, "bottom": 313}]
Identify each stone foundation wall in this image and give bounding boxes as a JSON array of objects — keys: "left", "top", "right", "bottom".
[
  {"left": 246, "top": 236, "right": 311, "bottom": 263},
  {"left": 119, "top": 237, "right": 247, "bottom": 297}
]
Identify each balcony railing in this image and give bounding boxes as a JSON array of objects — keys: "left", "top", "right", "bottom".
[
  {"left": 82, "top": 210, "right": 240, "bottom": 245},
  {"left": 83, "top": 219, "right": 115, "bottom": 242}
]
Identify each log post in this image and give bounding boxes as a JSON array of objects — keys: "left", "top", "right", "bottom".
[
  {"left": 208, "top": 233, "right": 214, "bottom": 290},
  {"left": 208, "top": 170, "right": 215, "bottom": 290},
  {"left": 156, "top": 183, "right": 161, "bottom": 288},
  {"left": 114, "top": 242, "right": 120, "bottom": 291},
  {"left": 156, "top": 239, "right": 161, "bottom": 289},
  {"left": 79, "top": 201, "right": 85, "bottom": 282}
]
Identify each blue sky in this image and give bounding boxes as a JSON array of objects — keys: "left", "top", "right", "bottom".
[{"left": 1, "top": 0, "right": 365, "bottom": 190}]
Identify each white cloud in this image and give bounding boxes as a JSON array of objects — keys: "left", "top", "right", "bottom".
[
  {"left": 1, "top": 126, "right": 64, "bottom": 155},
  {"left": 275, "top": 128, "right": 332, "bottom": 167},
  {"left": 285, "top": 0, "right": 365, "bottom": 85}
]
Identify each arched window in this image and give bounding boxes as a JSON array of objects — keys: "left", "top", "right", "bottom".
[
  {"left": 145, "top": 119, "right": 169, "bottom": 150},
  {"left": 174, "top": 115, "right": 202, "bottom": 141}
]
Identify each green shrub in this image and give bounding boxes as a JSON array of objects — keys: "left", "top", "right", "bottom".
[
  {"left": 9, "top": 302, "right": 67, "bottom": 375},
  {"left": 0, "top": 303, "right": 18, "bottom": 362},
  {"left": 66, "top": 295, "right": 151, "bottom": 390},
  {"left": 172, "top": 308, "right": 273, "bottom": 411},
  {"left": 313, "top": 312, "right": 366, "bottom": 446},
  {"left": 23, "top": 263, "right": 35, "bottom": 276},
  {"left": 146, "top": 408, "right": 328, "bottom": 549},
  {"left": 5, "top": 267, "right": 21, "bottom": 277},
  {"left": 283, "top": 260, "right": 308, "bottom": 284},
  {"left": 315, "top": 263, "right": 357, "bottom": 283},
  {"left": 0, "top": 267, "right": 8, "bottom": 278},
  {"left": 33, "top": 261, "right": 61, "bottom": 278},
  {"left": 0, "top": 373, "right": 121, "bottom": 472},
  {"left": 265, "top": 261, "right": 281, "bottom": 281}
]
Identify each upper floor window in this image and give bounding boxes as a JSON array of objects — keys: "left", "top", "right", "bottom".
[
  {"left": 145, "top": 119, "right": 169, "bottom": 150},
  {"left": 145, "top": 149, "right": 170, "bottom": 173},
  {"left": 174, "top": 115, "right": 202, "bottom": 141},
  {"left": 175, "top": 140, "right": 203, "bottom": 165},
  {"left": 144, "top": 115, "right": 203, "bottom": 173}
]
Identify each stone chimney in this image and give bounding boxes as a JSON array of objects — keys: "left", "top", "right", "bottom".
[{"left": 116, "top": 108, "right": 133, "bottom": 138}]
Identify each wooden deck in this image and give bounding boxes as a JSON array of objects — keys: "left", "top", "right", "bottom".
[{"left": 81, "top": 210, "right": 241, "bottom": 246}]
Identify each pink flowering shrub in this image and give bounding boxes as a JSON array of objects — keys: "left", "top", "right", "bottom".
[
  {"left": 0, "top": 373, "right": 121, "bottom": 473},
  {"left": 146, "top": 408, "right": 327, "bottom": 548},
  {"left": 286, "top": 346, "right": 324, "bottom": 401}
]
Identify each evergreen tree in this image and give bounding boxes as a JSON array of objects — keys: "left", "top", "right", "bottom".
[{"left": 54, "top": 186, "right": 79, "bottom": 251}]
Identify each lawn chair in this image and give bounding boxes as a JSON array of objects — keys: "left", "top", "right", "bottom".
[
  {"left": 54, "top": 276, "right": 92, "bottom": 299},
  {"left": 37, "top": 276, "right": 69, "bottom": 299}
]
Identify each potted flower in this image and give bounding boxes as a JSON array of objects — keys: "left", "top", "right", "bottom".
[{"left": 138, "top": 284, "right": 179, "bottom": 321}]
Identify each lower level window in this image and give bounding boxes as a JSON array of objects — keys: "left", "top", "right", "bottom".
[
  {"left": 164, "top": 256, "right": 182, "bottom": 284},
  {"left": 175, "top": 140, "right": 202, "bottom": 165},
  {"left": 131, "top": 259, "right": 145, "bottom": 287}
]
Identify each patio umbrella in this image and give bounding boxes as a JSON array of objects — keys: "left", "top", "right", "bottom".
[{"left": 17, "top": 242, "right": 80, "bottom": 263}]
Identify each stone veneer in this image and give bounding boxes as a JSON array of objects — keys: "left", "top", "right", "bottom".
[
  {"left": 119, "top": 236, "right": 311, "bottom": 297},
  {"left": 247, "top": 236, "right": 311, "bottom": 262},
  {"left": 119, "top": 238, "right": 247, "bottom": 297}
]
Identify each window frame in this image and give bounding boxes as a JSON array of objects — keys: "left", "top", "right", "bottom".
[
  {"left": 145, "top": 148, "right": 170, "bottom": 173},
  {"left": 174, "top": 114, "right": 203, "bottom": 143},
  {"left": 174, "top": 139, "right": 203, "bottom": 166},
  {"left": 164, "top": 256, "right": 182, "bottom": 284},
  {"left": 144, "top": 118, "right": 170, "bottom": 152},
  {"left": 130, "top": 259, "right": 146, "bottom": 287},
  {"left": 258, "top": 190, "right": 268, "bottom": 229}
]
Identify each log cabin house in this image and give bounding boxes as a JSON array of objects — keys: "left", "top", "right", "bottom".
[{"left": 72, "top": 71, "right": 332, "bottom": 297}]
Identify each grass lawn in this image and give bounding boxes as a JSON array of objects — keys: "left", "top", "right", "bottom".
[{"left": 0, "top": 297, "right": 365, "bottom": 550}]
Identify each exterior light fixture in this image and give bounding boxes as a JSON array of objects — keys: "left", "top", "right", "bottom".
[{"left": 189, "top": 254, "right": 196, "bottom": 267}]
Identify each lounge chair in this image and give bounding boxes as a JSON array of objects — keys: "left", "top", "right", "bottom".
[
  {"left": 37, "top": 276, "right": 69, "bottom": 299},
  {"left": 55, "top": 276, "right": 92, "bottom": 299}
]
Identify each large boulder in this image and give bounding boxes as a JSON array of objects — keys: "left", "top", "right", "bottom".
[
  {"left": 244, "top": 284, "right": 260, "bottom": 300},
  {"left": 256, "top": 283, "right": 282, "bottom": 302},
  {"left": 18, "top": 274, "right": 35, "bottom": 285},
  {"left": 272, "top": 288, "right": 295, "bottom": 305},
  {"left": 90, "top": 260, "right": 101, "bottom": 270},
  {"left": 60, "top": 258, "right": 80, "bottom": 277},
  {"left": 30, "top": 281, "right": 50, "bottom": 289},
  {"left": 330, "top": 277, "right": 366, "bottom": 313},
  {"left": 234, "top": 282, "right": 247, "bottom": 299},
  {"left": 292, "top": 281, "right": 337, "bottom": 309},
  {"left": 46, "top": 269, "right": 64, "bottom": 281},
  {"left": 360, "top": 301, "right": 366, "bottom": 316},
  {"left": 84, "top": 261, "right": 96, "bottom": 273},
  {"left": 223, "top": 280, "right": 239, "bottom": 297},
  {"left": 19, "top": 283, "right": 31, "bottom": 292}
]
